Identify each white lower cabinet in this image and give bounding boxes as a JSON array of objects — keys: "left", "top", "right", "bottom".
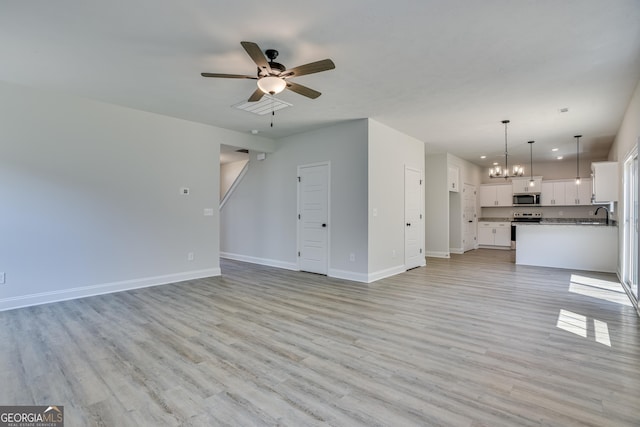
[{"left": 478, "top": 222, "right": 511, "bottom": 247}]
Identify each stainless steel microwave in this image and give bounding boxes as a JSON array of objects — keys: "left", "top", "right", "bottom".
[{"left": 513, "top": 194, "right": 540, "bottom": 205}]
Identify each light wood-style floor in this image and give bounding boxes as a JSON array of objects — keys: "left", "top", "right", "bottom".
[{"left": 1, "top": 249, "right": 639, "bottom": 426}]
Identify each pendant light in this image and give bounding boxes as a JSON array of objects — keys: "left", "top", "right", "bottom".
[
  {"left": 574, "top": 135, "right": 582, "bottom": 185},
  {"left": 528, "top": 140, "right": 535, "bottom": 187},
  {"left": 489, "top": 120, "right": 524, "bottom": 179}
]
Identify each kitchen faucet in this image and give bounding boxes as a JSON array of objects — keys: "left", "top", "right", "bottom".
[{"left": 594, "top": 206, "right": 609, "bottom": 225}]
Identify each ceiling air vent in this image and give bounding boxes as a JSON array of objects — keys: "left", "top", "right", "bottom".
[{"left": 232, "top": 95, "right": 292, "bottom": 116}]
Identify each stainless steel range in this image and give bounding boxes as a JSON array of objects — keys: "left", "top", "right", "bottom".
[
  {"left": 513, "top": 212, "right": 542, "bottom": 223},
  {"left": 511, "top": 212, "right": 542, "bottom": 249}
]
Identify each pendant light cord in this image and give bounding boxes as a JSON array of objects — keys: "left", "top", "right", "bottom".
[
  {"left": 575, "top": 134, "right": 582, "bottom": 183},
  {"left": 502, "top": 120, "right": 510, "bottom": 178}
]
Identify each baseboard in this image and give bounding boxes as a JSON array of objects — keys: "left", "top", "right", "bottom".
[
  {"left": 0, "top": 268, "right": 221, "bottom": 312},
  {"left": 450, "top": 247, "right": 464, "bottom": 255},
  {"left": 366, "top": 264, "right": 408, "bottom": 283},
  {"left": 426, "top": 251, "right": 450, "bottom": 258},
  {"left": 328, "top": 268, "right": 370, "bottom": 283},
  {"left": 220, "top": 252, "right": 298, "bottom": 271}
]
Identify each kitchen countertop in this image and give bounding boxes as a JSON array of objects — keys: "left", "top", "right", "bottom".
[
  {"left": 541, "top": 218, "right": 617, "bottom": 226},
  {"left": 478, "top": 218, "right": 511, "bottom": 222},
  {"left": 480, "top": 217, "right": 617, "bottom": 226}
]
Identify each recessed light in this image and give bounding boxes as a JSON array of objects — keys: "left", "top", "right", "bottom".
[
  {"left": 251, "top": 129, "right": 259, "bottom": 135},
  {"left": 559, "top": 107, "right": 569, "bottom": 113},
  {"left": 551, "top": 148, "right": 559, "bottom": 152},
  {"left": 480, "top": 155, "right": 486, "bottom": 159},
  {"left": 557, "top": 156, "right": 564, "bottom": 160}
]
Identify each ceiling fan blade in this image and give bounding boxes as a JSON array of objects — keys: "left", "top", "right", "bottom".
[
  {"left": 241, "top": 41, "right": 271, "bottom": 74},
  {"left": 201, "top": 73, "right": 257, "bottom": 79},
  {"left": 282, "top": 59, "right": 335, "bottom": 78},
  {"left": 248, "top": 88, "right": 265, "bottom": 102},
  {"left": 285, "top": 81, "right": 321, "bottom": 99}
]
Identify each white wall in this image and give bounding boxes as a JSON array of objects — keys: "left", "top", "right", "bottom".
[
  {"left": 220, "top": 120, "right": 369, "bottom": 279},
  {"left": 0, "top": 81, "right": 265, "bottom": 311},
  {"left": 425, "top": 153, "right": 449, "bottom": 257},
  {"left": 368, "top": 120, "right": 425, "bottom": 279},
  {"left": 609, "top": 79, "right": 640, "bottom": 274},
  {"left": 447, "top": 153, "right": 482, "bottom": 253},
  {"left": 425, "top": 152, "right": 482, "bottom": 257}
]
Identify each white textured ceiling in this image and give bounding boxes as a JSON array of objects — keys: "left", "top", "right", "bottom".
[{"left": 2, "top": 1, "right": 639, "bottom": 168}]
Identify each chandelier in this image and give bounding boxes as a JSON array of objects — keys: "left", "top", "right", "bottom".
[{"left": 489, "top": 120, "right": 524, "bottom": 179}]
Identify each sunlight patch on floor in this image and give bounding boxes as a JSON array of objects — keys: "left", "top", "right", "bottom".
[
  {"left": 556, "top": 309, "right": 612, "bottom": 347},
  {"left": 569, "top": 274, "right": 632, "bottom": 306}
]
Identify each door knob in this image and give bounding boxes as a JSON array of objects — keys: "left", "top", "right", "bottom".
[
  {"left": 406, "top": 223, "right": 411, "bottom": 227},
  {"left": 322, "top": 223, "right": 327, "bottom": 227}
]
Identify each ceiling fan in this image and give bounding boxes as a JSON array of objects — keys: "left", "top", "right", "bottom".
[{"left": 201, "top": 41, "right": 335, "bottom": 102}]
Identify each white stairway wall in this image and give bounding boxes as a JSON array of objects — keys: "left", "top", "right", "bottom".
[{"left": 220, "top": 120, "right": 369, "bottom": 280}]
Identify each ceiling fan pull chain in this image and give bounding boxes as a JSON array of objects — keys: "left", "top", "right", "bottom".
[{"left": 271, "top": 97, "right": 275, "bottom": 128}]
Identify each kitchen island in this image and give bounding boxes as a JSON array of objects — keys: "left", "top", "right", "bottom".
[{"left": 514, "top": 222, "right": 618, "bottom": 273}]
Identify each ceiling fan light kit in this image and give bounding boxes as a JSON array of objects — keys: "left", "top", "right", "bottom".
[
  {"left": 257, "top": 76, "right": 286, "bottom": 95},
  {"left": 201, "top": 41, "right": 335, "bottom": 103}
]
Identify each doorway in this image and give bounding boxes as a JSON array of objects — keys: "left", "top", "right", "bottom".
[
  {"left": 405, "top": 166, "right": 424, "bottom": 269},
  {"left": 297, "top": 162, "right": 330, "bottom": 275},
  {"left": 462, "top": 183, "right": 477, "bottom": 252}
]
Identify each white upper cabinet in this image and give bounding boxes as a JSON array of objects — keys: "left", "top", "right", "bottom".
[
  {"left": 512, "top": 177, "right": 542, "bottom": 194},
  {"left": 540, "top": 181, "right": 566, "bottom": 206},
  {"left": 564, "top": 178, "right": 592, "bottom": 205},
  {"left": 591, "top": 161, "right": 618, "bottom": 202},
  {"left": 480, "top": 184, "right": 512, "bottom": 207}
]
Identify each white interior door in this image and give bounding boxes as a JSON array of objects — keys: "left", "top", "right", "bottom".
[
  {"left": 463, "top": 183, "right": 477, "bottom": 252},
  {"left": 297, "top": 162, "right": 329, "bottom": 275},
  {"left": 405, "top": 167, "right": 424, "bottom": 269}
]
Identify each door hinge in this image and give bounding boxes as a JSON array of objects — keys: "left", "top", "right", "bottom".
[
  {"left": 298, "top": 213, "right": 301, "bottom": 220},
  {"left": 297, "top": 176, "right": 301, "bottom": 182},
  {"left": 419, "top": 248, "right": 423, "bottom": 254},
  {"left": 419, "top": 179, "right": 423, "bottom": 185},
  {"left": 420, "top": 214, "right": 423, "bottom": 219},
  {"left": 298, "top": 251, "right": 301, "bottom": 257}
]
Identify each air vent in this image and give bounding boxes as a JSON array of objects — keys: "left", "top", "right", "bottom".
[
  {"left": 232, "top": 95, "right": 292, "bottom": 116},
  {"left": 235, "top": 149, "right": 249, "bottom": 153}
]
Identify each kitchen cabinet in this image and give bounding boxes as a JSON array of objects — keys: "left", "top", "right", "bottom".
[
  {"left": 540, "top": 181, "right": 566, "bottom": 206},
  {"left": 479, "top": 184, "right": 512, "bottom": 207},
  {"left": 512, "top": 177, "right": 542, "bottom": 194},
  {"left": 591, "top": 161, "right": 618, "bottom": 202},
  {"left": 564, "top": 178, "right": 592, "bottom": 205},
  {"left": 478, "top": 222, "right": 511, "bottom": 247},
  {"left": 448, "top": 166, "right": 459, "bottom": 192},
  {"left": 540, "top": 178, "right": 592, "bottom": 206}
]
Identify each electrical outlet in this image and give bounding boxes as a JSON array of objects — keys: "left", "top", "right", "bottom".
[
  {"left": 187, "top": 252, "right": 194, "bottom": 261},
  {"left": 0, "top": 272, "right": 5, "bottom": 284}
]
